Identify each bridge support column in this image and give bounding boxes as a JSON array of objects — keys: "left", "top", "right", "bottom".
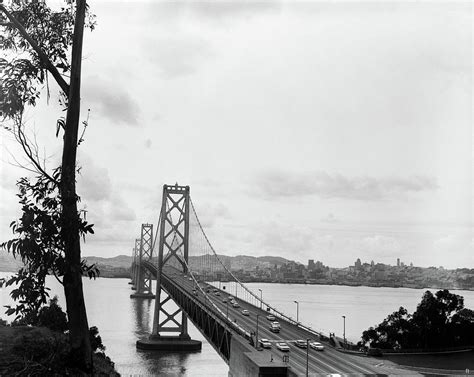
[
  {"left": 137, "top": 184, "right": 201, "bottom": 351},
  {"left": 131, "top": 224, "right": 155, "bottom": 299},
  {"left": 129, "top": 239, "right": 140, "bottom": 288}
]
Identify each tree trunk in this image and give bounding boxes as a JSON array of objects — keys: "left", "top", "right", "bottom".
[{"left": 60, "top": 0, "right": 92, "bottom": 371}]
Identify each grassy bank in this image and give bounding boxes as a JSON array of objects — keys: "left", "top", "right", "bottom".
[{"left": 0, "top": 325, "right": 119, "bottom": 376}]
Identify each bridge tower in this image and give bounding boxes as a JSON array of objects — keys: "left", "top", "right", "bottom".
[
  {"left": 137, "top": 184, "right": 201, "bottom": 350},
  {"left": 130, "top": 238, "right": 141, "bottom": 288},
  {"left": 130, "top": 225, "right": 155, "bottom": 298},
  {"left": 129, "top": 240, "right": 138, "bottom": 286}
]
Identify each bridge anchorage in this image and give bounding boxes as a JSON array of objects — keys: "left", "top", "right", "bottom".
[{"left": 133, "top": 184, "right": 201, "bottom": 351}]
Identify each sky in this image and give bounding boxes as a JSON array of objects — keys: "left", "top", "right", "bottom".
[{"left": 0, "top": 0, "right": 472, "bottom": 269}]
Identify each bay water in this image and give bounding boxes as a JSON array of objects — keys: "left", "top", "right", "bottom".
[{"left": 1, "top": 272, "right": 473, "bottom": 376}]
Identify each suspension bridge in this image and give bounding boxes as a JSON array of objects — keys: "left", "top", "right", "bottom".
[{"left": 129, "top": 184, "right": 409, "bottom": 376}]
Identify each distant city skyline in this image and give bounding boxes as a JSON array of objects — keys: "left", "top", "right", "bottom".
[{"left": 1, "top": 1, "right": 472, "bottom": 269}]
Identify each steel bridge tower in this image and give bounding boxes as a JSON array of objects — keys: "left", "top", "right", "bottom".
[
  {"left": 137, "top": 184, "right": 201, "bottom": 350},
  {"left": 130, "top": 225, "right": 155, "bottom": 298},
  {"left": 128, "top": 239, "right": 140, "bottom": 287}
]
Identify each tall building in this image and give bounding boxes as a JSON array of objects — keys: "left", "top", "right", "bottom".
[
  {"left": 397, "top": 258, "right": 400, "bottom": 267},
  {"left": 308, "top": 259, "right": 315, "bottom": 270}
]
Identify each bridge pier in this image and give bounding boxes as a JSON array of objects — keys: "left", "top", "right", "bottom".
[
  {"left": 137, "top": 334, "right": 201, "bottom": 351},
  {"left": 130, "top": 292, "right": 155, "bottom": 298}
]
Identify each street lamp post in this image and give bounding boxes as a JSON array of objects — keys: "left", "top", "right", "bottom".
[
  {"left": 294, "top": 300, "right": 299, "bottom": 323},
  {"left": 258, "top": 289, "right": 262, "bottom": 310},
  {"left": 342, "top": 315, "right": 346, "bottom": 349},
  {"left": 306, "top": 338, "right": 310, "bottom": 377},
  {"left": 256, "top": 314, "right": 260, "bottom": 350}
]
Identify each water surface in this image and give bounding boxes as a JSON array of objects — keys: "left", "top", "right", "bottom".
[{"left": 1, "top": 273, "right": 473, "bottom": 375}]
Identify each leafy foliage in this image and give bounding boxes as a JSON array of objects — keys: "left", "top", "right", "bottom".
[
  {"left": 89, "top": 326, "right": 106, "bottom": 354},
  {"left": 0, "top": 0, "right": 96, "bottom": 118},
  {"left": 1, "top": 0, "right": 98, "bottom": 371},
  {"left": 0, "top": 169, "right": 98, "bottom": 322},
  {"left": 361, "top": 289, "right": 474, "bottom": 350},
  {"left": 11, "top": 295, "right": 68, "bottom": 333}
]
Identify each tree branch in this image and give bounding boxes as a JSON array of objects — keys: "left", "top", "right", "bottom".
[
  {"left": 11, "top": 118, "right": 58, "bottom": 184},
  {"left": 0, "top": 4, "right": 70, "bottom": 96}
]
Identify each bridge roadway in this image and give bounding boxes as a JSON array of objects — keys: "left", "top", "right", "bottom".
[{"left": 162, "top": 266, "right": 408, "bottom": 376}]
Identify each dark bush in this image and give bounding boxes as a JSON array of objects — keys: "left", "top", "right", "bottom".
[
  {"left": 90, "top": 325, "right": 106, "bottom": 353},
  {"left": 37, "top": 296, "right": 68, "bottom": 332}
]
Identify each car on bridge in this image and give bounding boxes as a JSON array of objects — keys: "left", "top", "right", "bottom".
[
  {"left": 232, "top": 302, "right": 240, "bottom": 308},
  {"left": 269, "top": 321, "right": 281, "bottom": 333},
  {"left": 259, "top": 339, "right": 271, "bottom": 348},
  {"left": 295, "top": 340, "right": 307, "bottom": 348},
  {"left": 266, "top": 314, "right": 276, "bottom": 321},
  {"left": 241, "top": 309, "right": 249, "bottom": 316},
  {"left": 222, "top": 298, "right": 228, "bottom": 303},
  {"left": 309, "top": 341, "right": 324, "bottom": 351},
  {"left": 276, "top": 342, "right": 290, "bottom": 352}
]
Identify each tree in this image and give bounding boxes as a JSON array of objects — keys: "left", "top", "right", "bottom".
[
  {"left": 362, "top": 307, "right": 414, "bottom": 349},
  {"left": 361, "top": 290, "right": 472, "bottom": 350},
  {"left": 0, "top": 0, "right": 96, "bottom": 371},
  {"left": 1, "top": 168, "right": 96, "bottom": 322},
  {"left": 411, "top": 290, "right": 464, "bottom": 347}
]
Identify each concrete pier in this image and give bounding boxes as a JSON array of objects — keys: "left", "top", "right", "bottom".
[
  {"left": 136, "top": 334, "right": 202, "bottom": 351},
  {"left": 130, "top": 292, "right": 155, "bottom": 299}
]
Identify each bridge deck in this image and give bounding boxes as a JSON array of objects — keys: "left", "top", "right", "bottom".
[{"left": 139, "top": 263, "right": 412, "bottom": 375}]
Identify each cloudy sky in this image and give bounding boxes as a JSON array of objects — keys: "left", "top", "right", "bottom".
[{"left": 1, "top": 0, "right": 472, "bottom": 269}]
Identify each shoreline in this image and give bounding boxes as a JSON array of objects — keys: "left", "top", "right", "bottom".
[{"left": 2, "top": 270, "right": 473, "bottom": 292}]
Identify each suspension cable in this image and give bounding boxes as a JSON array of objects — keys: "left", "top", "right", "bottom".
[{"left": 189, "top": 196, "right": 307, "bottom": 327}]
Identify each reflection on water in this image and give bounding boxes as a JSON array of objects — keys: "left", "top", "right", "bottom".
[{"left": 132, "top": 297, "right": 152, "bottom": 334}]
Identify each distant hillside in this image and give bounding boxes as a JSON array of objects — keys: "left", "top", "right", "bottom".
[
  {"left": 1, "top": 252, "right": 295, "bottom": 274},
  {"left": 83, "top": 254, "right": 294, "bottom": 271},
  {"left": 214, "top": 254, "right": 293, "bottom": 270},
  {"left": 83, "top": 255, "right": 133, "bottom": 269}
]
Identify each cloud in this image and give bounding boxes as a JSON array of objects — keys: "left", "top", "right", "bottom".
[
  {"left": 191, "top": 202, "right": 231, "bottom": 228},
  {"left": 321, "top": 213, "right": 338, "bottom": 223},
  {"left": 109, "top": 193, "right": 137, "bottom": 222},
  {"left": 144, "top": 1, "right": 280, "bottom": 23},
  {"left": 142, "top": 35, "right": 213, "bottom": 79},
  {"left": 256, "top": 222, "right": 316, "bottom": 257},
  {"left": 255, "top": 170, "right": 438, "bottom": 201},
  {"left": 82, "top": 76, "right": 140, "bottom": 126},
  {"left": 358, "top": 235, "right": 402, "bottom": 257},
  {"left": 77, "top": 162, "right": 112, "bottom": 202},
  {"left": 433, "top": 234, "right": 473, "bottom": 255},
  {"left": 144, "top": 139, "right": 152, "bottom": 149},
  {"left": 76, "top": 154, "right": 136, "bottom": 225}
]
